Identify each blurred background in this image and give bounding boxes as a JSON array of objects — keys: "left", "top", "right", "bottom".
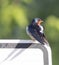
[{"left": 0, "top": 0, "right": 59, "bottom": 65}]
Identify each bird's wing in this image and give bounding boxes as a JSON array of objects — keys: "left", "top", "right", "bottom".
[
  {"left": 35, "top": 31, "right": 49, "bottom": 45},
  {"left": 42, "top": 37, "right": 49, "bottom": 45}
]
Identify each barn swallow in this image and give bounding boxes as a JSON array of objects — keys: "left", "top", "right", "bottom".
[{"left": 26, "top": 18, "right": 49, "bottom": 45}]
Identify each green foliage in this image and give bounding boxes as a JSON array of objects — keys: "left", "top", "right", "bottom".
[
  {"left": 45, "top": 16, "right": 59, "bottom": 42},
  {"left": 0, "top": 1, "right": 28, "bottom": 38}
]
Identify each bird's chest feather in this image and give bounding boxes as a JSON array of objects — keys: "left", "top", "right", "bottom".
[{"left": 39, "top": 25, "right": 43, "bottom": 33}]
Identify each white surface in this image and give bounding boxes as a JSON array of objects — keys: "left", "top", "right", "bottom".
[
  {"left": 0, "top": 40, "right": 52, "bottom": 65},
  {"left": 44, "top": 44, "right": 52, "bottom": 65},
  {"left": 0, "top": 49, "right": 44, "bottom": 65},
  {"left": 0, "top": 39, "right": 39, "bottom": 43}
]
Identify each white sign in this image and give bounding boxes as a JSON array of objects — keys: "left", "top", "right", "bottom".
[{"left": 0, "top": 40, "right": 52, "bottom": 65}]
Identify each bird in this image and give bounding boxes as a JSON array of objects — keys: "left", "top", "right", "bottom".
[{"left": 26, "top": 18, "right": 49, "bottom": 45}]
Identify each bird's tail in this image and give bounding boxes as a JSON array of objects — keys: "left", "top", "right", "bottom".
[{"left": 43, "top": 37, "right": 49, "bottom": 45}]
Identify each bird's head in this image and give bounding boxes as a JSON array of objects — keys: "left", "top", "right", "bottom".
[{"left": 32, "top": 18, "right": 43, "bottom": 26}]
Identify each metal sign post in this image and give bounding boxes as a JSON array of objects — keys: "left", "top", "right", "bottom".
[{"left": 0, "top": 39, "right": 52, "bottom": 65}]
